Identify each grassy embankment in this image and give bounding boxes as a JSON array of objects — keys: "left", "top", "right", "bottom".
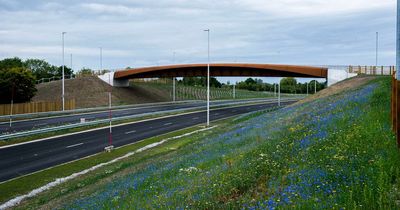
[
  {"left": 7, "top": 76, "right": 399, "bottom": 209},
  {"left": 33, "top": 76, "right": 290, "bottom": 108}
]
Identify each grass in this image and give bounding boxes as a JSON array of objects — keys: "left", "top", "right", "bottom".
[
  {"left": 5, "top": 76, "right": 398, "bottom": 209},
  {"left": 134, "top": 82, "right": 301, "bottom": 101}
]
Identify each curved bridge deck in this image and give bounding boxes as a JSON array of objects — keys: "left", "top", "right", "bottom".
[{"left": 114, "top": 63, "right": 328, "bottom": 79}]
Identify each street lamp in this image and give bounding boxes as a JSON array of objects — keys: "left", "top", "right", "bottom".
[
  {"left": 173, "top": 51, "right": 176, "bottom": 102},
  {"left": 306, "top": 82, "right": 309, "bottom": 96},
  {"left": 62, "top": 32, "right": 66, "bottom": 111},
  {"left": 100, "top": 47, "right": 103, "bottom": 72},
  {"left": 376, "top": 32, "right": 379, "bottom": 67},
  {"left": 204, "top": 29, "right": 210, "bottom": 126},
  {"left": 278, "top": 81, "right": 281, "bottom": 106},
  {"left": 314, "top": 80, "right": 317, "bottom": 94}
]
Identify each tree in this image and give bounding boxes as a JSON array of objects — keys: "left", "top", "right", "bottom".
[
  {"left": 180, "top": 77, "right": 222, "bottom": 88},
  {"left": 0, "top": 67, "right": 37, "bottom": 103},
  {"left": 280, "top": 77, "right": 298, "bottom": 93},
  {"left": 24, "top": 59, "right": 53, "bottom": 79},
  {"left": 77, "top": 68, "right": 94, "bottom": 77},
  {"left": 55, "top": 65, "right": 74, "bottom": 78},
  {"left": 0, "top": 57, "right": 25, "bottom": 70}
]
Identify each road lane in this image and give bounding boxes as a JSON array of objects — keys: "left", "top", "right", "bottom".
[
  {"left": 0, "top": 98, "right": 286, "bottom": 134},
  {"left": 0, "top": 101, "right": 294, "bottom": 182}
]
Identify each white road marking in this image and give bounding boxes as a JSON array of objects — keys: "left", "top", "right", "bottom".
[
  {"left": 125, "top": 130, "right": 136, "bottom": 134},
  {"left": 192, "top": 117, "right": 199, "bottom": 120},
  {"left": 66, "top": 143, "right": 84, "bottom": 148},
  {"left": 35, "top": 123, "right": 47, "bottom": 126},
  {"left": 164, "top": 122, "right": 173, "bottom": 126}
]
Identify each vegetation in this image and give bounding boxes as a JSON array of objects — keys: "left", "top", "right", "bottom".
[
  {"left": 0, "top": 57, "right": 76, "bottom": 103},
  {"left": 5, "top": 76, "right": 396, "bottom": 209},
  {"left": 179, "top": 77, "right": 223, "bottom": 88},
  {"left": 236, "top": 77, "right": 326, "bottom": 94},
  {"left": 0, "top": 59, "right": 37, "bottom": 103}
]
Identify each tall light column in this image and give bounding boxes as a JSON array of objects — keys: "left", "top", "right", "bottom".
[
  {"left": 70, "top": 54, "right": 73, "bottom": 74},
  {"left": 100, "top": 47, "right": 103, "bottom": 72},
  {"left": 233, "top": 84, "right": 236, "bottom": 99},
  {"left": 204, "top": 29, "right": 210, "bottom": 126},
  {"left": 62, "top": 32, "right": 66, "bottom": 111},
  {"left": 376, "top": 32, "right": 379, "bottom": 66},
  {"left": 173, "top": 51, "right": 176, "bottom": 102},
  {"left": 396, "top": 0, "right": 400, "bottom": 145},
  {"left": 278, "top": 81, "right": 281, "bottom": 106},
  {"left": 306, "top": 82, "right": 309, "bottom": 96},
  {"left": 314, "top": 80, "right": 317, "bottom": 94}
]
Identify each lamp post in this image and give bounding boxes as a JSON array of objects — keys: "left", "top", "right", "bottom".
[
  {"left": 173, "top": 51, "right": 176, "bottom": 102},
  {"left": 233, "top": 84, "right": 236, "bottom": 99},
  {"left": 204, "top": 29, "right": 210, "bottom": 126},
  {"left": 314, "top": 80, "right": 317, "bottom": 94},
  {"left": 62, "top": 32, "right": 66, "bottom": 111},
  {"left": 278, "top": 81, "right": 281, "bottom": 106},
  {"left": 100, "top": 47, "right": 103, "bottom": 72},
  {"left": 306, "top": 82, "right": 309, "bottom": 96},
  {"left": 376, "top": 32, "right": 379, "bottom": 67},
  {"left": 9, "top": 82, "right": 15, "bottom": 128},
  {"left": 396, "top": 0, "right": 400, "bottom": 146},
  {"left": 70, "top": 54, "right": 73, "bottom": 73}
]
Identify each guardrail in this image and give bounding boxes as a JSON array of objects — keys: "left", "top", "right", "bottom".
[
  {"left": 36, "top": 75, "right": 75, "bottom": 84},
  {"left": 0, "top": 100, "right": 201, "bottom": 121},
  {"left": 0, "top": 98, "right": 301, "bottom": 141}
]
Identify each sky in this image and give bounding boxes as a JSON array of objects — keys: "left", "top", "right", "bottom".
[{"left": 0, "top": 0, "right": 397, "bottom": 83}]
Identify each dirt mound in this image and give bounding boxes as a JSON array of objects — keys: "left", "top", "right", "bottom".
[
  {"left": 297, "top": 75, "right": 378, "bottom": 105},
  {"left": 32, "top": 77, "right": 171, "bottom": 108}
]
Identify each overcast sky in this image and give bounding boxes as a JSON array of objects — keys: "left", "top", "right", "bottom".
[{"left": 0, "top": 0, "right": 397, "bottom": 83}]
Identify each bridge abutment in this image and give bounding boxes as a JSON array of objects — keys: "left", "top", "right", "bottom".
[{"left": 98, "top": 72, "right": 129, "bottom": 87}]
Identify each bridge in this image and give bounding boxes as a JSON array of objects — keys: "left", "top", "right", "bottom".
[{"left": 100, "top": 63, "right": 328, "bottom": 87}]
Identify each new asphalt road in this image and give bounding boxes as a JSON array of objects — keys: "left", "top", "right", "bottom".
[
  {"left": 0, "top": 101, "right": 295, "bottom": 182},
  {"left": 0, "top": 98, "right": 289, "bottom": 134}
]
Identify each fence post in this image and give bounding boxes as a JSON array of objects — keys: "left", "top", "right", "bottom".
[
  {"left": 397, "top": 79, "right": 400, "bottom": 146},
  {"left": 393, "top": 73, "right": 397, "bottom": 132}
]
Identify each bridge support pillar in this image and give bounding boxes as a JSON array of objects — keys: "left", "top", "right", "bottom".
[{"left": 98, "top": 72, "right": 129, "bottom": 87}]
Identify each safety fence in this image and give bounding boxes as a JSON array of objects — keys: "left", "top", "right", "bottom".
[
  {"left": 314, "top": 65, "right": 396, "bottom": 75},
  {"left": 0, "top": 99, "right": 75, "bottom": 116},
  {"left": 391, "top": 72, "right": 400, "bottom": 147}
]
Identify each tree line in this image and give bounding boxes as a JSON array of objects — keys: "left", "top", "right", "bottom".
[
  {"left": 0, "top": 57, "right": 96, "bottom": 104},
  {"left": 235, "top": 77, "right": 326, "bottom": 94}
]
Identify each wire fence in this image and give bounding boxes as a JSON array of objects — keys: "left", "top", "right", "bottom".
[{"left": 0, "top": 100, "right": 75, "bottom": 116}]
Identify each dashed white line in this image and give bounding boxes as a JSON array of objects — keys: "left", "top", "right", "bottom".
[
  {"left": 125, "top": 130, "right": 136, "bottom": 134},
  {"left": 164, "top": 122, "right": 173, "bottom": 126},
  {"left": 192, "top": 117, "right": 199, "bottom": 120},
  {"left": 35, "top": 123, "right": 47, "bottom": 126},
  {"left": 66, "top": 143, "right": 84, "bottom": 148}
]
